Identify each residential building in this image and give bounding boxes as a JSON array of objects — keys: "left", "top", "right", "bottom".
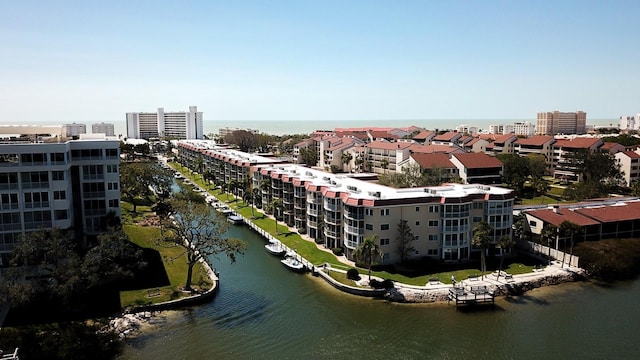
[
  {"left": 218, "top": 127, "right": 260, "bottom": 139},
  {"left": 456, "top": 124, "right": 479, "bottom": 134},
  {"left": 450, "top": 153, "right": 503, "bottom": 184},
  {"left": 0, "top": 136, "right": 121, "bottom": 264},
  {"left": 619, "top": 114, "right": 640, "bottom": 131},
  {"left": 62, "top": 123, "right": 87, "bottom": 137},
  {"left": 536, "top": 111, "right": 587, "bottom": 135},
  {"left": 615, "top": 150, "right": 640, "bottom": 186},
  {"left": 514, "top": 135, "right": 555, "bottom": 172},
  {"left": 126, "top": 106, "right": 203, "bottom": 140},
  {"left": 406, "top": 153, "right": 458, "bottom": 178},
  {"left": 363, "top": 140, "right": 413, "bottom": 174},
  {"left": 92, "top": 122, "right": 115, "bottom": 136},
  {"left": 551, "top": 137, "right": 603, "bottom": 181},
  {"left": 412, "top": 130, "right": 436, "bottom": 144},
  {"left": 513, "top": 122, "right": 536, "bottom": 137},
  {"left": 432, "top": 131, "right": 462, "bottom": 145},
  {"left": 485, "top": 134, "right": 517, "bottom": 156}
]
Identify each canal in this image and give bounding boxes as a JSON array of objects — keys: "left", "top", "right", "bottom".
[{"left": 120, "top": 222, "right": 638, "bottom": 359}]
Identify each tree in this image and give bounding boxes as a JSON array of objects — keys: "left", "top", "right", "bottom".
[
  {"left": 341, "top": 152, "right": 353, "bottom": 173},
  {"left": 354, "top": 154, "right": 364, "bottom": 172},
  {"left": 531, "top": 176, "right": 549, "bottom": 203},
  {"left": 193, "top": 155, "right": 204, "bottom": 180},
  {"left": 160, "top": 200, "right": 246, "bottom": 291},
  {"left": 632, "top": 179, "right": 640, "bottom": 196},
  {"left": 563, "top": 149, "right": 622, "bottom": 199},
  {"left": 299, "top": 147, "right": 317, "bottom": 166},
  {"left": 267, "top": 198, "right": 284, "bottom": 234},
  {"left": 472, "top": 221, "right": 493, "bottom": 280},
  {"left": 559, "top": 220, "right": 582, "bottom": 267},
  {"left": 352, "top": 235, "right": 383, "bottom": 282},
  {"left": 496, "top": 235, "right": 515, "bottom": 280},
  {"left": 528, "top": 154, "right": 547, "bottom": 180},
  {"left": 120, "top": 162, "right": 173, "bottom": 212},
  {"left": 380, "top": 159, "right": 389, "bottom": 174},
  {"left": 396, "top": 220, "right": 415, "bottom": 264},
  {"left": 497, "top": 154, "right": 529, "bottom": 195},
  {"left": 224, "top": 130, "right": 260, "bottom": 152},
  {"left": 512, "top": 213, "right": 528, "bottom": 242},
  {"left": 541, "top": 223, "right": 558, "bottom": 266}
]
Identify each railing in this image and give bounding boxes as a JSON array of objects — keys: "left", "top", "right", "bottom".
[{"left": 344, "top": 225, "right": 363, "bottom": 235}]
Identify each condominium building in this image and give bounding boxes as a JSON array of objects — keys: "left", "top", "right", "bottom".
[
  {"left": 0, "top": 136, "right": 121, "bottom": 264},
  {"left": 92, "top": 122, "right": 115, "bottom": 136},
  {"left": 619, "top": 114, "right": 640, "bottom": 131},
  {"left": 62, "top": 123, "right": 87, "bottom": 137},
  {"left": 536, "top": 111, "right": 587, "bottom": 135},
  {"left": 126, "top": 106, "right": 203, "bottom": 140},
  {"left": 513, "top": 122, "right": 536, "bottom": 137}
]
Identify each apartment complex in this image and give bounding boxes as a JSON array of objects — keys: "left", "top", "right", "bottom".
[
  {"left": 488, "top": 122, "right": 536, "bottom": 136},
  {"left": 619, "top": 114, "right": 640, "bottom": 131},
  {"left": 62, "top": 123, "right": 87, "bottom": 137},
  {"left": 0, "top": 137, "right": 121, "bottom": 264},
  {"left": 92, "top": 122, "right": 115, "bottom": 136},
  {"left": 126, "top": 106, "right": 203, "bottom": 140},
  {"left": 536, "top": 111, "right": 587, "bottom": 135}
]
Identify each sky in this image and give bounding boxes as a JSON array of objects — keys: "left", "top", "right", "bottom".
[{"left": 1, "top": 0, "right": 639, "bottom": 123}]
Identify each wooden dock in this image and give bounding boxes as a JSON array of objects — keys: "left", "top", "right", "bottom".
[{"left": 448, "top": 285, "right": 495, "bottom": 308}]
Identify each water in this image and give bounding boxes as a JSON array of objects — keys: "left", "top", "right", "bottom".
[{"left": 120, "top": 224, "right": 638, "bottom": 359}]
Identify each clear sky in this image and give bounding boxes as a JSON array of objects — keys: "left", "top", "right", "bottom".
[{"left": 1, "top": 0, "right": 639, "bottom": 123}]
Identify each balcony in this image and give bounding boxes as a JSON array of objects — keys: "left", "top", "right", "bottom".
[
  {"left": 344, "top": 225, "right": 364, "bottom": 235},
  {"left": 325, "top": 216, "right": 341, "bottom": 225},
  {"left": 324, "top": 203, "right": 341, "bottom": 212}
]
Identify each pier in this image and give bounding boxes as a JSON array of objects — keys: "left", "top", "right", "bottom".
[{"left": 448, "top": 285, "right": 495, "bottom": 308}]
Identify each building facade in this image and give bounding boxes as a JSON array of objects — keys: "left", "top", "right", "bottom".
[
  {"left": 92, "top": 122, "right": 115, "bottom": 136},
  {"left": 0, "top": 137, "right": 121, "bottom": 264},
  {"left": 126, "top": 106, "right": 203, "bottom": 140},
  {"left": 536, "top": 111, "right": 587, "bottom": 135},
  {"left": 62, "top": 123, "right": 87, "bottom": 137}
]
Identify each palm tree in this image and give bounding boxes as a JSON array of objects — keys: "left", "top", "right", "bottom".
[
  {"left": 472, "top": 221, "right": 493, "bottom": 280},
  {"left": 531, "top": 176, "right": 549, "bottom": 203},
  {"left": 354, "top": 154, "right": 364, "bottom": 173},
  {"left": 541, "top": 223, "right": 558, "bottom": 266},
  {"left": 341, "top": 152, "right": 353, "bottom": 173},
  {"left": 380, "top": 159, "right": 389, "bottom": 174},
  {"left": 496, "top": 235, "right": 515, "bottom": 280},
  {"left": 353, "top": 234, "right": 383, "bottom": 282},
  {"left": 194, "top": 155, "right": 204, "bottom": 180},
  {"left": 559, "top": 220, "right": 582, "bottom": 267},
  {"left": 267, "top": 198, "right": 284, "bottom": 234}
]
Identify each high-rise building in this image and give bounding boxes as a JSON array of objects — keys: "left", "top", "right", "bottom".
[
  {"left": 513, "top": 121, "right": 536, "bottom": 136},
  {"left": 619, "top": 114, "right": 640, "bottom": 131},
  {"left": 0, "top": 136, "right": 121, "bottom": 264},
  {"left": 92, "top": 122, "right": 115, "bottom": 136},
  {"left": 62, "top": 123, "right": 87, "bottom": 137},
  {"left": 126, "top": 106, "right": 203, "bottom": 140},
  {"left": 536, "top": 111, "right": 586, "bottom": 135}
]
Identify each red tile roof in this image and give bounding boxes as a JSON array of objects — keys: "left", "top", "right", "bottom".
[
  {"left": 574, "top": 201, "right": 640, "bottom": 222},
  {"left": 410, "top": 153, "right": 455, "bottom": 169},
  {"left": 366, "top": 140, "right": 412, "bottom": 150},
  {"left": 409, "top": 144, "right": 464, "bottom": 154},
  {"left": 600, "top": 142, "right": 625, "bottom": 153},
  {"left": 368, "top": 130, "right": 399, "bottom": 140},
  {"left": 492, "top": 134, "right": 517, "bottom": 145},
  {"left": 553, "top": 138, "right": 602, "bottom": 149},
  {"left": 619, "top": 150, "right": 640, "bottom": 159},
  {"left": 526, "top": 208, "right": 600, "bottom": 227},
  {"left": 515, "top": 135, "right": 555, "bottom": 146},
  {"left": 433, "top": 131, "right": 460, "bottom": 141},
  {"left": 451, "top": 153, "right": 503, "bottom": 168},
  {"left": 412, "top": 130, "right": 435, "bottom": 140}
]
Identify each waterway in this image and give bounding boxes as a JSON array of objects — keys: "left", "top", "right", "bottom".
[{"left": 120, "top": 223, "right": 638, "bottom": 360}]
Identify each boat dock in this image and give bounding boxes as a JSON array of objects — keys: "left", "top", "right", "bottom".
[{"left": 448, "top": 285, "right": 495, "bottom": 308}]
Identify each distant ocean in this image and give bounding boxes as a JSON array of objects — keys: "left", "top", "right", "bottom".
[{"left": 26, "top": 118, "right": 619, "bottom": 137}]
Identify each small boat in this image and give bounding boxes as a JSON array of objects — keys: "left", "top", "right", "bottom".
[
  {"left": 281, "top": 253, "right": 306, "bottom": 272},
  {"left": 228, "top": 215, "right": 244, "bottom": 225},
  {"left": 264, "top": 240, "right": 286, "bottom": 256}
]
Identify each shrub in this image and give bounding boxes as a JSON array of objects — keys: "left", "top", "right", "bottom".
[
  {"left": 332, "top": 247, "right": 344, "bottom": 256},
  {"left": 315, "top": 238, "right": 324, "bottom": 244},
  {"left": 298, "top": 227, "right": 307, "bottom": 235},
  {"left": 346, "top": 268, "right": 360, "bottom": 280},
  {"left": 370, "top": 279, "right": 395, "bottom": 289}
]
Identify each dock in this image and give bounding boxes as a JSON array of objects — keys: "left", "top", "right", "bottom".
[{"left": 448, "top": 285, "right": 495, "bottom": 308}]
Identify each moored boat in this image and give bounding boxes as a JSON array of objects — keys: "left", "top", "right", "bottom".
[
  {"left": 281, "top": 253, "right": 306, "bottom": 272},
  {"left": 228, "top": 215, "right": 244, "bottom": 225},
  {"left": 264, "top": 240, "right": 286, "bottom": 256}
]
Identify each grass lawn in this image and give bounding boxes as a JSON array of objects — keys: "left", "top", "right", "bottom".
[{"left": 119, "top": 206, "right": 211, "bottom": 308}]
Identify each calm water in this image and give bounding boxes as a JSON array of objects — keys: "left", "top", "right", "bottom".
[{"left": 119, "top": 224, "right": 638, "bottom": 360}]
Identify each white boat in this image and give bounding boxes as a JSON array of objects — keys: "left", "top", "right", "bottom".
[
  {"left": 228, "top": 215, "right": 244, "bottom": 225},
  {"left": 264, "top": 241, "right": 286, "bottom": 256},
  {"left": 281, "top": 253, "right": 306, "bottom": 272}
]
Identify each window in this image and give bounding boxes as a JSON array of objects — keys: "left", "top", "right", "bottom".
[
  {"left": 365, "top": 224, "right": 373, "bottom": 230},
  {"left": 380, "top": 208, "right": 390, "bottom": 216},
  {"left": 473, "top": 201, "right": 484, "bottom": 209},
  {"left": 108, "top": 182, "right": 119, "bottom": 191},
  {"left": 429, "top": 205, "right": 439, "bottom": 213},
  {"left": 54, "top": 191, "right": 66, "bottom": 200},
  {"left": 473, "top": 216, "right": 482, "bottom": 223},
  {"left": 529, "top": 220, "right": 537, "bottom": 227},
  {"left": 429, "top": 234, "right": 438, "bottom": 241},
  {"left": 415, "top": 221, "right": 420, "bottom": 226},
  {"left": 55, "top": 210, "right": 68, "bottom": 220},
  {"left": 428, "top": 220, "right": 438, "bottom": 227},
  {"left": 380, "top": 238, "right": 390, "bottom": 245},
  {"left": 427, "top": 249, "right": 438, "bottom": 256},
  {"left": 381, "top": 224, "right": 389, "bottom": 231},
  {"left": 108, "top": 199, "right": 119, "bottom": 208},
  {"left": 1, "top": 193, "right": 18, "bottom": 210},
  {"left": 106, "top": 165, "right": 118, "bottom": 173},
  {"left": 365, "top": 208, "right": 373, "bottom": 216},
  {"left": 106, "top": 149, "right": 118, "bottom": 158},
  {"left": 415, "top": 207, "right": 420, "bottom": 212},
  {"left": 52, "top": 171, "right": 64, "bottom": 181},
  {"left": 414, "top": 235, "right": 420, "bottom": 241}
]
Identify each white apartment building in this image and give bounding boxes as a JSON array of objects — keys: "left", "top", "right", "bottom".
[
  {"left": 0, "top": 137, "right": 121, "bottom": 264},
  {"left": 615, "top": 150, "right": 640, "bottom": 186},
  {"left": 456, "top": 124, "right": 479, "bottom": 134},
  {"left": 619, "top": 114, "right": 640, "bottom": 131},
  {"left": 126, "top": 106, "right": 203, "bottom": 140},
  {"left": 92, "top": 122, "right": 115, "bottom": 136},
  {"left": 62, "top": 123, "right": 87, "bottom": 137}
]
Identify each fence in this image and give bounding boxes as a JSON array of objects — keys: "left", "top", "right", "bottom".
[{"left": 522, "top": 241, "right": 580, "bottom": 268}]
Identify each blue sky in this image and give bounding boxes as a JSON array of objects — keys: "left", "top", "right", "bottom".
[{"left": 1, "top": 0, "right": 639, "bottom": 123}]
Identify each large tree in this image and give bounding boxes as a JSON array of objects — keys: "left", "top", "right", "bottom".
[
  {"left": 267, "top": 198, "right": 284, "bottom": 234},
  {"left": 396, "top": 220, "right": 415, "bottom": 264},
  {"left": 353, "top": 235, "right": 383, "bottom": 281},
  {"left": 559, "top": 220, "right": 582, "bottom": 267},
  {"left": 541, "top": 223, "right": 558, "bottom": 266},
  {"left": 224, "top": 130, "right": 260, "bottom": 152},
  {"left": 299, "top": 147, "right": 317, "bottom": 166},
  {"left": 497, "top": 153, "right": 529, "bottom": 195},
  {"left": 472, "top": 221, "right": 493, "bottom": 279},
  {"left": 160, "top": 200, "right": 246, "bottom": 291},
  {"left": 496, "top": 235, "right": 515, "bottom": 280},
  {"left": 120, "top": 162, "right": 173, "bottom": 212},
  {"left": 562, "top": 149, "right": 622, "bottom": 200}
]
